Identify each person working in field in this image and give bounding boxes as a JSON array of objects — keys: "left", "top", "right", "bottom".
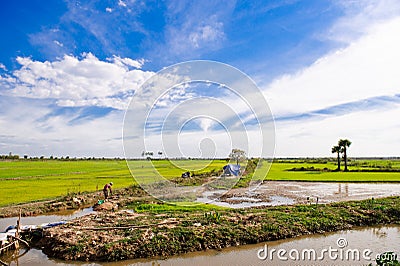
[{"left": 103, "top": 182, "right": 113, "bottom": 199}]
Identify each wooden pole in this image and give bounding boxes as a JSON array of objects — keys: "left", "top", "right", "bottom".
[
  {"left": 10, "top": 236, "right": 29, "bottom": 248},
  {"left": 14, "top": 209, "right": 21, "bottom": 249}
]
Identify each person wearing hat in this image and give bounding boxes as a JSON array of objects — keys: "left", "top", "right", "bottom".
[{"left": 103, "top": 182, "right": 113, "bottom": 199}]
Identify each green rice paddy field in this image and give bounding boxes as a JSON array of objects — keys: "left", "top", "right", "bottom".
[{"left": 1, "top": 158, "right": 400, "bottom": 207}]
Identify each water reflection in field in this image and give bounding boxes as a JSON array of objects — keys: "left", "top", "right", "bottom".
[{"left": 198, "top": 181, "right": 400, "bottom": 208}]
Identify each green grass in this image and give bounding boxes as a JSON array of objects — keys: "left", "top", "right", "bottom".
[
  {"left": 126, "top": 159, "right": 226, "bottom": 184},
  {"left": 128, "top": 201, "right": 227, "bottom": 213},
  {"left": 266, "top": 160, "right": 400, "bottom": 182},
  {"left": 0, "top": 160, "right": 134, "bottom": 206},
  {"left": 0, "top": 159, "right": 227, "bottom": 206},
  {"left": 2, "top": 158, "right": 400, "bottom": 207}
]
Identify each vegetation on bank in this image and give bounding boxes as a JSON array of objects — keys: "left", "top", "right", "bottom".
[
  {"left": 38, "top": 196, "right": 400, "bottom": 262},
  {"left": 128, "top": 201, "right": 227, "bottom": 213}
]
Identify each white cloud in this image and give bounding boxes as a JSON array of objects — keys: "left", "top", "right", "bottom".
[
  {"left": 327, "top": 0, "right": 400, "bottom": 44},
  {"left": 53, "top": 40, "right": 64, "bottom": 47},
  {"left": 188, "top": 23, "right": 225, "bottom": 48},
  {"left": 265, "top": 17, "right": 400, "bottom": 117},
  {"left": 166, "top": 20, "right": 225, "bottom": 56},
  {"left": 106, "top": 7, "right": 113, "bottom": 13},
  {"left": 0, "top": 97, "right": 125, "bottom": 157},
  {"left": 275, "top": 105, "right": 400, "bottom": 157},
  {"left": 109, "top": 55, "right": 145, "bottom": 69},
  {"left": 162, "top": 2, "right": 234, "bottom": 58},
  {"left": 118, "top": 0, "right": 127, "bottom": 8},
  {"left": 261, "top": 5, "right": 400, "bottom": 157},
  {"left": 0, "top": 53, "right": 154, "bottom": 110}
]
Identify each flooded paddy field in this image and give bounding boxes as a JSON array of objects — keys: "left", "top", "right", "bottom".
[{"left": 200, "top": 181, "right": 400, "bottom": 208}]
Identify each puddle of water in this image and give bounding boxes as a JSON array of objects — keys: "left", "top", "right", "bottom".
[
  {"left": 197, "top": 182, "right": 400, "bottom": 208},
  {"left": 268, "top": 195, "right": 295, "bottom": 205},
  {"left": 196, "top": 188, "right": 296, "bottom": 208},
  {"left": 0, "top": 207, "right": 94, "bottom": 232},
  {"left": 197, "top": 193, "right": 295, "bottom": 208},
  {"left": 196, "top": 189, "right": 227, "bottom": 205},
  {"left": 227, "top": 196, "right": 261, "bottom": 202}
]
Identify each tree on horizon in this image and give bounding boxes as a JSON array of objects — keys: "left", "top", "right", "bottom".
[
  {"left": 229, "top": 148, "right": 246, "bottom": 165},
  {"left": 331, "top": 145, "right": 342, "bottom": 171},
  {"left": 338, "top": 139, "right": 352, "bottom": 172}
]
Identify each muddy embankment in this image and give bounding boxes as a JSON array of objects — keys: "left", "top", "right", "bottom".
[
  {"left": 0, "top": 186, "right": 147, "bottom": 218},
  {"left": 37, "top": 196, "right": 400, "bottom": 262}
]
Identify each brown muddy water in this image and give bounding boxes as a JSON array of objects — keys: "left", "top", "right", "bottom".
[{"left": 0, "top": 207, "right": 93, "bottom": 232}]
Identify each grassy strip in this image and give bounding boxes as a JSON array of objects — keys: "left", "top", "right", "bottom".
[
  {"left": 3, "top": 159, "right": 400, "bottom": 206},
  {"left": 265, "top": 161, "right": 400, "bottom": 182},
  {"left": 130, "top": 201, "right": 227, "bottom": 213},
  {"left": 39, "top": 196, "right": 400, "bottom": 261}
]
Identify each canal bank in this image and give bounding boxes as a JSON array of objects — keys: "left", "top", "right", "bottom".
[
  {"left": 2, "top": 225, "right": 400, "bottom": 265},
  {"left": 35, "top": 196, "right": 400, "bottom": 262}
]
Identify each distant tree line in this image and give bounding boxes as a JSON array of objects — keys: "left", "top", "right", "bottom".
[
  {"left": 0, "top": 153, "right": 124, "bottom": 161},
  {"left": 0, "top": 153, "right": 19, "bottom": 160}
]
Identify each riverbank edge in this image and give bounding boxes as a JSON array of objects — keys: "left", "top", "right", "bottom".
[
  {"left": 36, "top": 196, "right": 400, "bottom": 262},
  {"left": 0, "top": 186, "right": 147, "bottom": 218}
]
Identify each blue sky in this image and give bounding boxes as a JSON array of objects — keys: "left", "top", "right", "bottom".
[
  {"left": 0, "top": 1, "right": 343, "bottom": 78},
  {"left": 1, "top": 0, "right": 400, "bottom": 158}
]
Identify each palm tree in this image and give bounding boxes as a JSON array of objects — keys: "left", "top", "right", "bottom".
[
  {"left": 331, "top": 145, "right": 342, "bottom": 171},
  {"left": 338, "top": 139, "right": 352, "bottom": 172}
]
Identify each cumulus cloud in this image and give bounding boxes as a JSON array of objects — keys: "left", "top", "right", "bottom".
[{"left": 0, "top": 53, "right": 154, "bottom": 110}]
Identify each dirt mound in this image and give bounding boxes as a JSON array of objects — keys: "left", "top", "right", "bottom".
[{"left": 93, "top": 202, "right": 118, "bottom": 211}]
